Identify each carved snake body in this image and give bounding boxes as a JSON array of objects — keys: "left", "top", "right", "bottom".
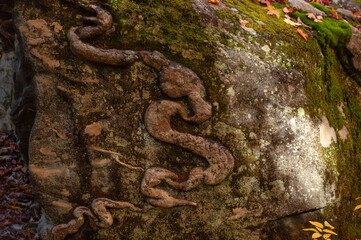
[{"left": 52, "top": 3, "right": 234, "bottom": 239}]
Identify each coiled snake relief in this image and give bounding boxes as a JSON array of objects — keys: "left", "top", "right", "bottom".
[{"left": 52, "top": 2, "right": 234, "bottom": 239}]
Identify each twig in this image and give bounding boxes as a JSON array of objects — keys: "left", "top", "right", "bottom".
[{"left": 90, "top": 146, "right": 144, "bottom": 172}]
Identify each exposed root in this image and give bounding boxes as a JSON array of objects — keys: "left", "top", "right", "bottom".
[
  {"left": 141, "top": 62, "right": 234, "bottom": 207},
  {"left": 77, "top": 4, "right": 113, "bottom": 40},
  {"left": 52, "top": 206, "right": 95, "bottom": 240},
  {"left": 141, "top": 167, "right": 197, "bottom": 208},
  {"left": 53, "top": 1, "right": 236, "bottom": 237},
  {"left": 91, "top": 198, "right": 142, "bottom": 228},
  {"left": 52, "top": 198, "right": 141, "bottom": 240},
  {"left": 68, "top": 27, "right": 138, "bottom": 66},
  {"left": 90, "top": 145, "right": 145, "bottom": 172}
]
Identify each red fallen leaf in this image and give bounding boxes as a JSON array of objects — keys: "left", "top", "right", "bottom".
[
  {"left": 331, "top": 7, "right": 339, "bottom": 20},
  {"left": 297, "top": 17, "right": 312, "bottom": 29},
  {"left": 239, "top": 19, "right": 249, "bottom": 26},
  {"left": 207, "top": 0, "right": 220, "bottom": 4},
  {"left": 283, "top": 7, "right": 296, "bottom": 14},
  {"left": 296, "top": 27, "right": 309, "bottom": 41},
  {"left": 353, "top": 11, "right": 361, "bottom": 20}
]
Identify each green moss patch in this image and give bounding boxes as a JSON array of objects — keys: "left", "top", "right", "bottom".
[
  {"left": 309, "top": 2, "right": 333, "bottom": 14},
  {"left": 291, "top": 11, "right": 352, "bottom": 48},
  {"left": 102, "top": 0, "right": 217, "bottom": 76},
  {"left": 216, "top": 9, "right": 240, "bottom": 22}
]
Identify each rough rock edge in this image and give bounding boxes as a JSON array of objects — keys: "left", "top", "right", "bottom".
[
  {"left": 348, "top": 27, "right": 361, "bottom": 72},
  {"left": 289, "top": 0, "right": 326, "bottom": 16}
]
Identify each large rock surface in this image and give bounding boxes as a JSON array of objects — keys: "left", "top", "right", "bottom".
[
  {"left": 11, "top": 0, "right": 361, "bottom": 239},
  {"left": 0, "top": 43, "right": 15, "bottom": 132}
]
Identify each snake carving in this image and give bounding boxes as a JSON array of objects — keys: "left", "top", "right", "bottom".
[{"left": 52, "top": 2, "right": 234, "bottom": 239}]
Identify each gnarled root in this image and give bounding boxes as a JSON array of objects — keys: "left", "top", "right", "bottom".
[
  {"left": 77, "top": 4, "right": 114, "bottom": 40},
  {"left": 52, "top": 206, "right": 95, "bottom": 240},
  {"left": 67, "top": 2, "right": 138, "bottom": 66},
  {"left": 92, "top": 198, "right": 142, "bottom": 228},
  {"left": 141, "top": 64, "right": 234, "bottom": 208},
  {"left": 141, "top": 168, "right": 197, "bottom": 208},
  {"left": 52, "top": 198, "right": 142, "bottom": 240}
]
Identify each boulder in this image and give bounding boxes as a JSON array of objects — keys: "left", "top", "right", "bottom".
[{"left": 10, "top": 0, "right": 361, "bottom": 239}]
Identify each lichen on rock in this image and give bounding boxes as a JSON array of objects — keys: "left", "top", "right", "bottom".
[{"left": 10, "top": 0, "right": 361, "bottom": 239}]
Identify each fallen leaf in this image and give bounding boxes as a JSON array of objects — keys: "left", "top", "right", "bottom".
[
  {"left": 323, "top": 229, "right": 338, "bottom": 235},
  {"left": 303, "top": 228, "right": 320, "bottom": 233},
  {"left": 266, "top": 8, "right": 280, "bottom": 19},
  {"left": 297, "top": 17, "right": 312, "bottom": 29},
  {"left": 312, "top": 232, "right": 322, "bottom": 239},
  {"left": 323, "top": 233, "right": 332, "bottom": 239},
  {"left": 23, "top": 228, "right": 31, "bottom": 238},
  {"left": 207, "top": 0, "right": 220, "bottom": 4},
  {"left": 324, "top": 221, "right": 335, "bottom": 229},
  {"left": 283, "top": 7, "right": 296, "bottom": 14},
  {"left": 306, "top": 13, "right": 322, "bottom": 22},
  {"left": 309, "top": 221, "right": 324, "bottom": 229},
  {"left": 284, "top": 18, "right": 301, "bottom": 26},
  {"left": 354, "top": 205, "right": 361, "bottom": 211},
  {"left": 296, "top": 28, "right": 309, "bottom": 41},
  {"left": 331, "top": 7, "right": 339, "bottom": 20},
  {"left": 239, "top": 19, "right": 249, "bottom": 26}
]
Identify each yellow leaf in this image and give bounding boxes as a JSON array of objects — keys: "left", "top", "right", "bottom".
[
  {"left": 312, "top": 232, "right": 322, "bottom": 239},
  {"left": 267, "top": 9, "right": 280, "bottom": 19},
  {"left": 239, "top": 19, "right": 249, "bottom": 26},
  {"left": 323, "top": 229, "right": 338, "bottom": 235},
  {"left": 24, "top": 229, "right": 31, "bottom": 238},
  {"left": 265, "top": 5, "right": 276, "bottom": 10},
  {"left": 309, "top": 221, "right": 324, "bottom": 229},
  {"left": 355, "top": 205, "right": 361, "bottom": 211},
  {"left": 355, "top": 197, "right": 361, "bottom": 200},
  {"left": 207, "top": 0, "right": 220, "bottom": 4},
  {"left": 303, "top": 228, "right": 319, "bottom": 233},
  {"left": 316, "top": 226, "right": 323, "bottom": 232},
  {"left": 324, "top": 221, "right": 335, "bottom": 230},
  {"left": 284, "top": 18, "right": 301, "bottom": 27},
  {"left": 323, "top": 233, "right": 331, "bottom": 239}
]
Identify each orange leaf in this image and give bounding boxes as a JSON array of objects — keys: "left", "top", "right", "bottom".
[
  {"left": 296, "top": 28, "right": 309, "bottom": 41},
  {"left": 331, "top": 7, "right": 339, "bottom": 20},
  {"left": 207, "top": 0, "right": 220, "bottom": 4},
  {"left": 239, "top": 19, "right": 249, "bottom": 26},
  {"left": 9, "top": 205, "right": 20, "bottom": 210},
  {"left": 24, "top": 229, "right": 31, "bottom": 238},
  {"left": 267, "top": 9, "right": 280, "bottom": 19},
  {"left": 265, "top": 5, "right": 276, "bottom": 10},
  {"left": 283, "top": 7, "right": 296, "bottom": 14}
]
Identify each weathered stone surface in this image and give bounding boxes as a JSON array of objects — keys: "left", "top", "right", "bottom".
[
  {"left": 336, "top": 8, "right": 358, "bottom": 22},
  {"left": 332, "top": 0, "right": 361, "bottom": 12},
  {"left": 0, "top": 44, "right": 15, "bottom": 132},
  {"left": 11, "top": 0, "right": 361, "bottom": 239},
  {"left": 289, "top": 0, "right": 326, "bottom": 16},
  {"left": 348, "top": 27, "right": 361, "bottom": 72}
]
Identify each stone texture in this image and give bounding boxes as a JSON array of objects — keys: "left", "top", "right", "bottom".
[
  {"left": 10, "top": 0, "right": 361, "bottom": 239},
  {"left": 0, "top": 45, "right": 15, "bottom": 132},
  {"left": 348, "top": 27, "right": 361, "bottom": 72},
  {"left": 289, "top": 0, "right": 326, "bottom": 16}
]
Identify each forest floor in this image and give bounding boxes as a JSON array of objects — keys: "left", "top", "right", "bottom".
[{"left": 0, "top": 133, "right": 39, "bottom": 239}]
